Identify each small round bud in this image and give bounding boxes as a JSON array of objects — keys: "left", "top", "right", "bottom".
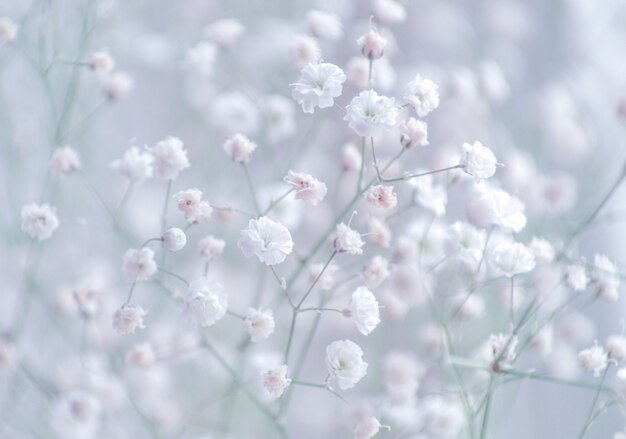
[
  {"left": 0, "top": 17, "right": 18, "bottom": 44},
  {"left": 161, "top": 227, "right": 187, "bottom": 252},
  {"left": 357, "top": 29, "right": 387, "bottom": 60},
  {"left": 88, "top": 51, "right": 115, "bottom": 74}
]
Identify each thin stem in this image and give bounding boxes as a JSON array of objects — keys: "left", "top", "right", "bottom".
[
  {"left": 79, "top": 171, "right": 114, "bottom": 221},
  {"left": 114, "top": 181, "right": 134, "bottom": 220},
  {"left": 476, "top": 225, "right": 494, "bottom": 275},
  {"left": 161, "top": 179, "right": 172, "bottom": 232},
  {"left": 370, "top": 136, "right": 382, "bottom": 182},
  {"left": 242, "top": 163, "right": 261, "bottom": 215},
  {"left": 291, "top": 380, "right": 326, "bottom": 388},
  {"left": 283, "top": 312, "right": 298, "bottom": 364},
  {"left": 357, "top": 137, "right": 365, "bottom": 192},
  {"left": 157, "top": 267, "right": 189, "bottom": 286},
  {"left": 296, "top": 251, "right": 337, "bottom": 308},
  {"left": 124, "top": 282, "right": 137, "bottom": 305},
  {"left": 510, "top": 276, "right": 515, "bottom": 323},
  {"left": 577, "top": 365, "right": 611, "bottom": 439},
  {"left": 226, "top": 310, "right": 246, "bottom": 320},
  {"left": 298, "top": 307, "right": 343, "bottom": 314},
  {"left": 262, "top": 188, "right": 295, "bottom": 216},
  {"left": 479, "top": 375, "right": 496, "bottom": 439},
  {"left": 383, "top": 164, "right": 462, "bottom": 183}
]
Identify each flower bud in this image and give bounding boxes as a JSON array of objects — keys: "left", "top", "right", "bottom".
[
  {"left": 161, "top": 227, "right": 187, "bottom": 252},
  {"left": 357, "top": 29, "right": 387, "bottom": 60}
]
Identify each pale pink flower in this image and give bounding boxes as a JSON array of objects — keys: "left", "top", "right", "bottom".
[
  {"left": 365, "top": 184, "right": 397, "bottom": 210},
  {"left": 284, "top": 170, "right": 327, "bottom": 205},
  {"left": 223, "top": 133, "right": 257, "bottom": 164},
  {"left": 174, "top": 188, "right": 213, "bottom": 223}
]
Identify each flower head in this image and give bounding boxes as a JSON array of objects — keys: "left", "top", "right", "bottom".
[
  {"left": 110, "top": 147, "right": 154, "bottom": 182},
  {"left": 199, "top": 235, "right": 226, "bottom": 262},
  {"left": 204, "top": 18, "right": 245, "bottom": 48},
  {"left": 112, "top": 304, "right": 147, "bottom": 335},
  {"left": 354, "top": 416, "right": 383, "bottom": 439},
  {"left": 357, "top": 28, "right": 387, "bottom": 60},
  {"left": 238, "top": 217, "right": 294, "bottom": 265},
  {"left": 403, "top": 74, "right": 440, "bottom": 117},
  {"left": 261, "top": 364, "right": 291, "bottom": 398},
  {"left": 50, "top": 146, "right": 81, "bottom": 174},
  {"left": 334, "top": 223, "right": 364, "bottom": 255},
  {"left": 578, "top": 344, "right": 608, "bottom": 377},
  {"left": 183, "top": 278, "right": 228, "bottom": 327},
  {"left": 291, "top": 62, "right": 346, "bottom": 114},
  {"left": 21, "top": 203, "right": 59, "bottom": 240},
  {"left": 161, "top": 227, "right": 187, "bottom": 252},
  {"left": 245, "top": 308, "right": 275, "bottom": 342},
  {"left": 122, "top": 248, "right": 157, "bottom": 281},
  {"left": 307, "top": 10, "right": 343, "bottom": 41},
  {"left": 459, "top": 141, "right": 498, "bottom": 180},
  {"left": 174, "top": 188, "right": 213, "bottom": 223},
  {"left": 489, "top": 241, "right": 536, "bottom": 277},
  {"left": 284, "top": 170, "right": 327, "bottom": 205},
  {"left": 223, "top": 134, "right": 257, "bottom": 164},
  {"left": 346, "top": 286, "right": 381, "bottom": 335},
  {"left": 365, "top": 184, "right": 397, "bottom": 210},
  {"left": 345, "top": 90, "right": 398, "bottom": 137},
  {"left": 400, "top": 118, "right": 429, "bottom": 148},
  {"left": 0, "top": 17, "right": 18, "bottom": 44},
  {"left": 592, "top": 254, "right": 620, "bottom": 301},
  {"left": 148, "top": 136, "right": 190, "bottom": 180},
  {"left": 325, "top": 339, "right": 368, "bottom": 389},
  {"left": 88, "top": 51, "right": 115, "bottom": 74}
]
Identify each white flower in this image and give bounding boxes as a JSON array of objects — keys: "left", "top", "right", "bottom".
[
  {"left": 345, "top": 90, "right": 398, "bottom": 137},
  {"left": 291, "top": 62, "right": 346, "bottom": 114},
  {"left": 445, "top": 221, "right": 485, "bottom": 267},
  {"left": 291, "top": 34, "right": 321, "bottom": 67},
  {"left": 245, "top": 308, "right": 275, "bottom": 342},
  {"left": 261, "top": 364, "right": 291, "bottom": 398},
  {"left": 51, "top": 146, "right": 81, "bottom": 174},
  {"left": 261, "top": 95, "right": 296, "bottom": 143},
  {"left": 161, "top": 227, "right": 187, "bottom": 252},
  {"left": 325, "top": 340, "right": 368, "bottom": 390},
  {"left": 309, "top": 263, "right": 339, "bottom": 290},
  {"left": 342, "top": 142, "right": 362, "bottom": 172},
  {"left": 0, "top": 17, "right": 18, "bottom": 44},
  {"left": 112, "top": 304, "right": 147, "bottom": 335},
  {"left": 183, "top": 278, "right": 228, "bottom": 327},
  {"left": 362, "top": 256, "right": 390, "bottom": 289},
  {"left": 400, "top": 118, "right": 429, "bottom": 148},
  {"left": 174, "top": 188, "right": 213, "bottom": 223},
  {"left": 51, "top": 390, "right": 101, "bottom": 439},
  {"left": 88, "top": 51, "right": 115, "bottom": 74},
  {"left": 607, "top": 335, "right": 626, "bottom": 362},
  {"left": 487, "top": 188, "right": 527, "bottom": 232},
  {"left": 199, "top": 235, "right": 226, "bottom": 262},
  {"left": 346, "top": 286, "right": 381, "bottom": 335},
  {"left": 238, "top": 217, "right": 294, "bottom": 265},
  {"left": 211, "top": 92, "right": 260, "bottom": 135},
  {"left": 110, "top": 147, "right": 154, "bottom": 182},
  {"left": 365, "top": 184, "right": 397, "bottom": 210},
  {"left": 148, "top": 136, "right": 190, "bottom": 180},
  {"left": 122, "top": 248, "right": 157, "bottom": 281},
  {"left": 403, "top": 74, "right": 440, "bottom": 117},
  {"left": 420, "top": 396, "right": 465, "bottom": 437},
  {"left": 334, "top": 223, "right": 364, "bottom": 255},
  {"left": 383, "top": 351, "right": 421, "bottom": 400},
  {"left": 373, "top": 0, "right": 407, "bottom": 26},
  {"left": 307, "top": 10, "right": 343, "bottom": 41},
  {"left": 368, "top": 217, "right": 391, "bottom": 248},
  {"left": 592, "top": 254, "right": 620, "bottom": 301},
  {"left": 564, "top": 264, "right": 588, "bottom": 291},
  {"left": 488, "top": 333, "right": 518, "bottom": 363},
  {"left": 284, "top": 170, "right": 327, "bottom": 205},
  {"left": 204, "top": 19, "right": 245, "bottom": 48},
  {"left": 103, "top": 71, "right": 133, "bottom": 100},
  {"left": 186, "top": 41, "right": 217, "bottom": 76},
  {"left": 223, "top": 133, "right": 257, "bottom": 164},
  {"left": 578, "top": 344, "right": 608, "bottom": 377},
  {"left": 21, "top": 203, "right": 59, "bottom": 240},
  {"left": 126, "top": 342, "right": 156, "bottom": 369},
  {"left": 459, "top": 141, "right": 498, "bottom": 180},
  {"left": 529, "top": 237, "right": 555, "bottom": 264},
  {"left": 357, "top": 28, "right": 387, "bottom": 60},
  {"left": 489, "top": 241, "right": 536, "bottom": 277},
  {"left": 354, "top": 416, "right": 382, "bottom": 439},
  {"left": 411, "top": 173, "right": 447, "bottom": 216}
]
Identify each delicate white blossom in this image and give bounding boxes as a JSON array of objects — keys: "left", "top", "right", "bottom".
[
  {"left": 261, "top": 364, "right": 291, "bottom": 398},
  {"left": 122, "top": 248, "right": 157, "bottom": 281},
  {"left": 174, "top": 188, "right": 213, "bottom": 223},
  {"left": 325, "top": 340, "right": 368, "bottom": 390},
  {"left": 346, "top": 286, "right": 381, "bottom": 335},
  {"left": 51, "top": 146, "right": 81, "bottom": 174},
  {"left": 21, "top": 203, "right": 59, "bottom": 240},
  {"left": 365, "top": 184, "right": 397, "bottom": 210},
  {"left": 110, "top": 147, "right": 154, "bottom": 182},
  {"left": 245, "top": 308, "right": 275, "bottom": 342},
  {"left": 291, "top": 62, "right": 346, "bottom": 114},
  {"left": 238, "top": 217, "right": 294, "bottom": 265},
  {"left": 490, "top": 241, "right": 536, "bottom": 277},
  {"left": 345, "top": 90, "right": 398, "bottom": 137},
  {"left": 223, "top": 134, "right": 257, "bottom": 164},
  {"left": 284, "top": 170, "right": 327, "bottom": 205},
  {"left": 183, "top": 278, "right": 228, "bottom": 327},
  {"left": 459, "top": 141, "right": 498, "bottom": 180},
  {"left": 578, "top": 344, "right": 608, "bottom": 377},
  {"left": 199, "top": 235, "right": 226, "bottom": 262},
  {"left": 112, "top": 304, "right": 147, "bottom": 335},
  {"left": 148, "top": 136, "right": 190, "bottom": 180},
  {"left": 403, "top": 74, "right": 440, "bottom": 117},
  {"left": 161, "top": 227, "right": 187, "bottom": 252},
  {"left": 334, "top": 223, "right": 364, "bottom": 255}
]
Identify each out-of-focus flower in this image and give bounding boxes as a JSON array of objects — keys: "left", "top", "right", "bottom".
[
  {"left": 345, "top": 90, "right": 397, "bottom": 136},
  {"left": 578, "top": 344, "right": 608, "bottom": 377},
  {"left": 459, "top": 141, "right": 498, "bottom": 180},
  {"left": 261, "top": 364, "right": 291, "bottom": 398},
  {"left": 102, "top": 71, "right": 133, "bottom": 100},
  {"left": 291, "top": 34, "right": 321, "bottom": 67},
  {"left": 126, "top": 342, "right": 156, "bottom": 369},
  {"left": 342, "top": 142, "right": 362, "bottom": 172},
  {"left": 373, "top": 0, "right": 406, "bottom": 26},
  {"left": 411, "top": 173, "right": 447, "bottom": 216},
  {"left": 400, "top": 118, "right": 429, "bottom": 148},
  {"left": 183, "top": 278, "right": 228, "bottom": 327},
  {"left": 0, "top": 17, "right": 18, "bottom": 44},
  {"left": 50, "top": 390, "right": 101, "bottom": 438},
  {"left": 607, "top": 335, "right": 626, "bottom": 362},
  {"left": 592, "top": 254, "right": 620, "bottom": 301},
  {"left": 21, "top": 203, "right": 59, "bottom": 240},
  {"left": 334, "top": 223, "right": 364, "bottom": 255},
  {"left": 147, "top": 136, "right": 190, "bottom": 180},
  {"left": 261, "top": 95, "right": 296, "bottom": 143},
  {"left": 161, "top": 227, "right": 187, "bottom": 252},
  {"left": 362, "top": 256, "right": 390, "bottom": 289},
  {"left": 122, "top": 248, "right": 157, "bottom": 281},
  {"left": 284, "top": 170, "right": 327, "bottom": 205},
  {"left": 186, "top": 41, "right": 218, "bottom": 76},
  {"left": 365, "top": 184, "right": 397, "bottom": 210},
  {"left": 223, "top": 133, "right": 257, "bottom": 164},
  {"left": 204, "top": 18, "right": 245, "bottom": 48},
  {"left": 489, "top": 241, "right": 536, "bottom": 277},
  {"left": 110, "top": 147, "right": 154, "bottom": 182},
  {"left": 357, "top": 28, "right": 387, "bottom": 60},
  {"left": 291, "top": 62, "right": 346, "bottom": 114},
  {"left": 50, "top": 146, "right": 81, "bottom": 174},
  {"left": 354, "top": 416, "right": 383, "bottom": 439},
  {"left": 325, "top": 340, "right": 368, "bottom": 390},
  {"left": 245, "top": 308, "right": 275, "bottom": 342},
  {"left": 112, "top": 304, "right": 147, "bottom": 335},
  {"left": 369, "top": 217, "right": 391, "bottom": 248},
  {"left": 564, "top": 264, "right": 588, "bottom": 291},
  {"left": 307, "top": 10, "right": 343, "bottom": 41},
  {"left": 199, "top": 235, "right": 225, "bottom": 262},
  {"left": 174, "top": 188, "right": 212, "bottom": 223},
  {"left": 211, "top": 92, "right": 260, "bottom": 135},
  {"left": 445, "top": 221, "right": 485, "bottom": 267},
  {"left": 487, "top": 188, "right": 527, "bottom": 232},
  {"left": 309, "top": 262, "right": 338, "bottom": 290},
  {"left": 238, "top": 217, "right": 293, "bottom": 265},
  {"left": 403, "top": 74, "right": 440, "bottom": 117},
  {"left": 488, "top": 333, "right": 518, "bottom": 363},
  {"left": 529, "top": 237, "right": 555, "bottom": 264},
  {"left": 88, "top": 51, "right": 115, "bottom": 74}
]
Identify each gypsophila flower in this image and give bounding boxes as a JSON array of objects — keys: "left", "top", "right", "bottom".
[
  {"left": 261, "top": 364, "right": 291, "bottom": 398},
  {"left": 161, "top": 227, "right": 187, "bottom": 252},
  {"left": 186, "top": 41, "right": 218, "bottom": 76},
  {"left": 373, "top": 0, "right": 407, "bottom": 25},
  {"left": 112, "top": 304, "right": 147, "bottom": 335},
  {"left": 362, "top": 256, "right": 390, "bottom": 289},
  {"left": 148, "top": 136, "right": 190, "bottom": 180},
  {"left": 354, "top": 416, "right": 383, "bottom": 439},
  {"left": 564, "top": 264, "right": 588, "bottom": 291},
  {"left": 245, "top": 308, "right": 275, "bottom": 342},
  {"left": 204, "top": 18, "right": 245, "bottom": 48},
  {"left": 261, "top": 95, "right": 296, "bottom": 143},
  {"left": 578, "top": 344, "right": 608, "bottom": 376},
  {"left": 126, "top": 342, "right": 156, "bottom": 369},
  {"left": 223, "top": 133, "right": 257, "bottom": 164},
  {"left": 342, "top": 142, "right": 362, "bottom": 171},
  {"left": 529, "top": 237, "right": 555, "bottom": 264},
  {"left": 307, "top": 10, "right": 343, "bottom": 41},
  {"left": 607, "top": 335, "right": 626, "bottom": 362},
  {"left": 592, "top": 254, "right": 620, "bottom": 301},
  {"left": 0, "top": 17, "right": 18, "bottom": 44},
  {"left": 357, "top": 28, "right": 387, "bottom": 60},
  {"left": 122, "top": 248, "right": 157, "bottom": 281},
  {"left": 345, "top": 90, "right": 398, "bottom": 137},
  {"left": 451, "top": 293, "right": 485, "bottom": 319},
  {"left": 403, "top": 74, "right": 440, "bottom": 117},
  {"left": 212, "top": 92, "right": 260, "bottom": 135},
  {"left": 487, "top": 187, "right": 527, "bottom": 232},
  {"left": 88, "top": 51, "right": 115, "bottom": 74},
  {"left": 284, "top": 170, "right": 328, "bottom": 205},
  {"left": 369, "top": 217, "right": 391, "bottom": 248},
  {"left": 325, "top": 339, "right": 368, "bottom": 390},
  {"left": 400, "top": 117, "right": 429, "bottom": 148},
  {"left": 183, "top": 277, "right": 228, "bottom": 327},
  {"left": 488, "top": 333, "right": 518, "bottom": 363},
  {"left": 21, "top": 203, "right": 59, "bottom": 240},
  {"left": 174, "top": 188, "right": 213, "bottom": 223},
  {"left": 309, "top": 262, "right": 339, "bottom": 290},
  {"left": 490, "top": 241, "right": 536, "bottom": 277},
  {"left": 199, "top": 235, "right": 225, "bottom": 262},
  {"left": 334, "top": 223, "right": 364, "bottom": 255},
  {"left": 411, "top": 173, "right": 447, "bottom": 216},
  {"left": 291, "top": 34, "right": 321, "bottom": 67},
  {"left": 103, "top": 71, "right": 133, "bottom": 100},
  {"left": 420, "top": 396, "right": 465, "bottom": 437},
  {"left": 365, "top": 184, "right": 397, "bottom": 210},
  {"left": 459, "top": 141, "right": 498, "bottom": 180},
  {"left": 238, "top": 216, "right": 294, "bottom": 265},
  {"left": 346, "top": 286, "right": 381, "bottom": 335},
  {"left": 291, "top": 62, "right": 346, "bottom": 114},
  {"left": 50, "top": 390, "right": 101, "bottom": 439},
  {"left": 50, "top": 146, "right": 81, "bottom": 174},
  {"left": 445, "top": 221, "right": 485, "bottom": 267},
  {"left": 110, "top": 147, "right": 154, "bottom": 182}
]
